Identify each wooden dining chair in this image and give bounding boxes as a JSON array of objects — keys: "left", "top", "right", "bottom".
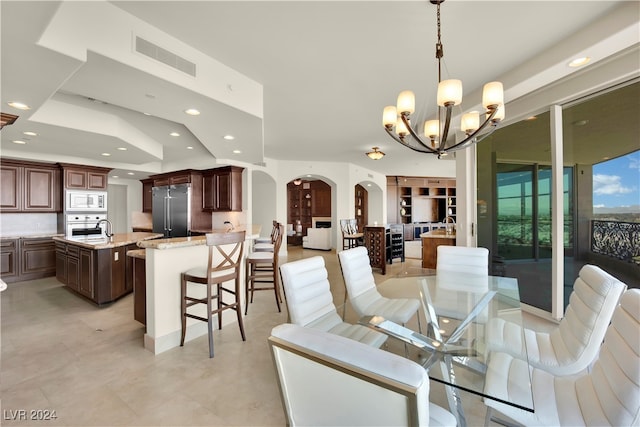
[
  {"left": 245, "top": 224, "right": 284, "bottom": 314},
  {"left": 340, "top": 219, "right": 363, "bottom": 250}
]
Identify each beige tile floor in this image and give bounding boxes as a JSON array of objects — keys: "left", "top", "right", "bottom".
[{"left": 1, "top": 246, "right": 546, "bottom": 426}]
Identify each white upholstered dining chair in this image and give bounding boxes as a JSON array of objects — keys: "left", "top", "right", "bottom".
[
  {"left": 483, "top": 288, "right": 640, "bottom": 426},
  {"left": 279, "top": 256, "right": 387, "bottom": 348},
  {"left": 338, "top": 246, "right": 421, "bottom": 330},
  {"left": 436, "top": 245, "right": 489, "bottom": 276},
  {"left": 269, "top": 323, "right": 457, "bottom": 427},
  {"left": 485, "top": 264, "right": 626, "bottom": 376}
]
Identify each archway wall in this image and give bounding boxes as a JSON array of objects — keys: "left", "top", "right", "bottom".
[{"left": 250, "top": 158, "right": 387, "bottom": 252}]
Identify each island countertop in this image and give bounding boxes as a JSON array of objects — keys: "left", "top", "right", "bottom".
[
  {"left": 420, "top": 229, "right": 456, "bottom": 239},
  {"left": 140, "top": 226, "right": 260, "bottom": 250},
  {"left": 53, "top": 232, "right": 163, "bottom": 249}
]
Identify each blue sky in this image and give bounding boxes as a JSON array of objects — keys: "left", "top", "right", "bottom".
[{"left": 593, "top": 150, "right": 640, "bottom": 209}]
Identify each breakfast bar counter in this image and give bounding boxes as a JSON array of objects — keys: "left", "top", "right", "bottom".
[{"left": 136, "top": 227, "right": 259, "bottom": 355}]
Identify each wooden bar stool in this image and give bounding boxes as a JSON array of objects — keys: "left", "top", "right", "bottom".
[
  {"left": 180, "top": 231, "right": 246, "bottom": 358},
  {"left": 245, "top": 224, "right": 284, "bottom": 314}
]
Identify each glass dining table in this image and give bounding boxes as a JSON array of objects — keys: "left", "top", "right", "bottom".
[{"left": 343, "top": 270, "right": 534, "bottom": 427}]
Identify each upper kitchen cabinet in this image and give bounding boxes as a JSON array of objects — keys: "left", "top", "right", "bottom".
[
  {"left": 59, "top": 163, "right": 111, "bottom": 190},
  {"left": 141, "top": 179, "right": 153, "bottom": 213},
  {"left": 202, "top": 166, "right": 244, "bottom": 212},
  {"left": 151, "top": 170, "right": 199, "bottom": 187},
  {"left": 0, "top": 159, "right": 61, "bottom": 212}
]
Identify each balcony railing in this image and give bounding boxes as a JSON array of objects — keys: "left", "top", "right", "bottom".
[{"left": 591, "top": 220, "right": 640, "bottom": 264}]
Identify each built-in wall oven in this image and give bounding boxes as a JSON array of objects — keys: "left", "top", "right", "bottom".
[{"left": 66, "top": 213, "right": 108, "bottom": 239}]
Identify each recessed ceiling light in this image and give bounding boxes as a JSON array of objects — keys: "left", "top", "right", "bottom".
[
  {"left": 12, "top": 140, "right": 27, "bottom": 144},
  {"left": 101, "top": 153, "right": 111, "bottom": 157},
  {"left": 233, "top": 149, "right": 242, "bottom": 154},
  {"left": 568, "top": 57, "right": 591, "bottom": 68},
  {"left": 170, "top": 132, "right": 180, "bottom": 137},
  {"left": 186, "top": 146, "right": 194, "bottom": 150},
  {"left": 7, "top": 101, "right": 30, "bottom": 110},
  {"left": 112, "top": 175, "right": 119, "bottom": 179},
  {"left": 145, "top": 93, "right": 155, "bottom": 99},
  {"left": 117, "top": 147, "right": 127, "bottom": 151},
  {"left": 127, "top": 172, "right": 135, "bottom": 175},
  {"left": 525, "top": 116, "right": 537, "bottom": 121},
  {"left": 573, "top": 119, "right": 589, "bottom": 126},
  {"left": 223, "top": 135, "right": 235, "bottom": 140},
  {"left": 23, "top": 131, "right": 38, "bottom": 136},
  {"left": 143, "top": 112, "right": 151, "bottom": 116},
  {"left": 184, "top": 108, "right": 200, "bottom": 116}
]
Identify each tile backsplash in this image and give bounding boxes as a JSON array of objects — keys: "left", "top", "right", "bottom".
[{"left": 0, "top": 213, "right": 59, "bottom": 236}]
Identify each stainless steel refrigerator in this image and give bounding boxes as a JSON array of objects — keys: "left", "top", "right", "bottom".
[{"left": 152, "top": 184, "right": 191, "bottom": 237}]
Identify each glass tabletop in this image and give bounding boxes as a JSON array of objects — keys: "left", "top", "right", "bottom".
[{"left": 343, "top": 271, "right": 534, "bottom": 415}]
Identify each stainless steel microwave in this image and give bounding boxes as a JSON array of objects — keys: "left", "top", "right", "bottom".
[{"left": 66, "top": 190, "right": 107, "bottom": 212}]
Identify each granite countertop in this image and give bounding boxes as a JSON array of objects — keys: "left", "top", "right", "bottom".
[
  {"left": 126, "top": 249, "right": 146, "bottom": 259},
  {"left": 139, "top": 227, "right": 259, "bottom": 250},
  {"left": 420, "top": 229, "right": 456, "bottom": 239},
  {"left": 53, "top": 232, "right": 163, "bottom": 249},
  {"left": 1, "top": 232, "right": 64, "bottom": 239}
]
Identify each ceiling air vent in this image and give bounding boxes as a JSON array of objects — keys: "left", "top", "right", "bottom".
[{"left": 135, "top": 36, "right": 196, "bottom": 77}]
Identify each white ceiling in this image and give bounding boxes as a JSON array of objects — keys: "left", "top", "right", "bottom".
[{"left": 1, "top": 1, "right": 638, "bottom": 180}]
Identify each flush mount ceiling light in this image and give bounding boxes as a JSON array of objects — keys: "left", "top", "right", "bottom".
[
  {"left": 184, "top": 108, "right": 200, "bottom": 116},
  {"left": 293, "top": 178, "right": 302, "bottom": 186},
  {"left": 366, "top": 147, "right": 385, "bottom": 160},
  {"left": 382, "top": 0, "right": 505, "bottom": 159}
]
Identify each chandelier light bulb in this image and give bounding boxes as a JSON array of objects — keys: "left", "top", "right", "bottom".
[
  {"left": 383, "top": 106, "right": 397, "bottom": 127},
  {"left": 461, "top": 111, "right": 480, "bottom": 134},
  {"left": 488, "top": 103, "right": 505, "bottom": 122},
  {"left": 396, "top": 91, "right": 415, "bottom": 115},
  {"left": 437, "top": 79, "right": 463, "bottom": 106},
  {"left": 482, "top": 81, "right": 504, "bottom": 109},
  {"left": 396, "top": 118, "right": 409, "bottom": 138},
  {"left": 424, "top": 120, "right": 440, "bottom": 139}
]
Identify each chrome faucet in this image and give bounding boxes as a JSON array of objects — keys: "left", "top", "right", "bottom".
[
  {"left": 95, "top": 219, "right": 114, "bottom": 239},
  {"left": 443, "top": 216, "right": 456, "bottom": 235}
]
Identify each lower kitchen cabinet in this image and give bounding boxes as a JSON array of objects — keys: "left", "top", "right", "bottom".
[
  {"left": 3, "top": 237, "right": 56, "bottom": 284},
  {"left": 1, "top": 238, "right": 19, "bottom": 280},
  {"left": 55, "top": 241, "right": 137, "bottom": 305}
]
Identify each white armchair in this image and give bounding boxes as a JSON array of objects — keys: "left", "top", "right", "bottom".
[
  {"left": 483, "top": 288, "right": 640, "bottom": 426},
  {"left": 269, "top": 323, "right": 457, "bottom": 426},
  {"left": 485, "top": 264, "right": 626, "bottom": 376},
  {"left": 302, "top": 227, "right": 332, "bottom": 250}
]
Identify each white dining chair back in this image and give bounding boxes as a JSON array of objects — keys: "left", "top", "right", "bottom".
[
  {"left": 436, "top": 246, "right": 489, "bottom": 276},
  {"left": 483, "top": 288, "right": 640, "bottom": 426},
  {"left": 269, "top": 323, "right": 457, "bottom": 427},
  {"left": 339, "top": 246, "right": 421, "bottom": 327},
  {"left": 486, "top": 264, "right": 627, "bottom": 376},
  {"left": 279, "top": 256, "right": 386, "bottom": 348}
]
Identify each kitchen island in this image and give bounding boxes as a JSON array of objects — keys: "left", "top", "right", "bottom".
[
  {"left": 137, "top": 227, "right": 259, "bottom": 355},
  {"left": 53, "top": 232, "right": 162, "bottom": 305},
  {"left": 420, "top": 229, "right": 456, "bottom": 269}
]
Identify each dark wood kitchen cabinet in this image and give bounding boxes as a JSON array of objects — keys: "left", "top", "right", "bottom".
[
  {"left": 0, "top": 160, "right": 61, "bottom": 212},
  {"left": 1, "top": 239, "right": 19, "bottom": 280},
  {"left": 59, "top": 163, "right": 111, "bottom": 190},
  {"left": 55, "top": 240, "right": 137, "bottom": 305},
  {"left": 19, "top": 237, "right": 56, "bottom": 281},
  {"left": 202, "top": 166, "right": 243, "bottom": 212},
  {"left": 141, "top": 179, "right": 153, "bottom": 212}
]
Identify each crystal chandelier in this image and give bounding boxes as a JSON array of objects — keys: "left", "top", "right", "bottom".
[{"left": 382, "top": 0, "right": 505, "bottom": 159}]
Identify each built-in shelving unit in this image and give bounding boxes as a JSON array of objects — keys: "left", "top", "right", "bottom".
[{"left": 355, "top": 184, "right": 368, "bottom": 232}]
